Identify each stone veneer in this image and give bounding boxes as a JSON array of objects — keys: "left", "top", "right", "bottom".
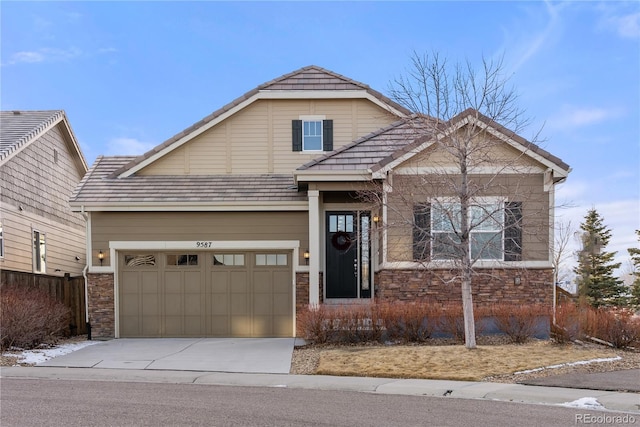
[
  {"left": 87, "top": 273, "right": 116, "bottom": 339},
  {"left": 295, "top": 272, "right": 323, "bottom": 332},
  {"left": 374, "top": 268, "right": 554, "bottom": 308}
]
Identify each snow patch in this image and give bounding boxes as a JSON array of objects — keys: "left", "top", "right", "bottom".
[
  {"left": 561, "top": 397, "right": 604, "bottom": 410},
  {"left": 514, "top": 356, "right": 621, "bottom": 374},
  {"left": 13, "top": 341, "right": 100, "bottom": 365}
]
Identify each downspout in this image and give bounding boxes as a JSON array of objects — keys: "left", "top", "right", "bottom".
[{"left": 81, "top": 205, "right": 91, "bottom": 340}]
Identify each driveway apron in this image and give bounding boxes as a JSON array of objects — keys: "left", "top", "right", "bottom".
[{"left": 38, "top": 338, "right": 295, "bottom": 374}]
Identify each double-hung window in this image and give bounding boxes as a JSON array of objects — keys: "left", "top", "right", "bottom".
[
  {"left": 292, "top": 117, "right": 333, "bottom": 152},
  {"left": 414, "top": 199, "right": 520, "bottom": 262},
  {"left": 0, "top": 221, "right": 4, "bottom": 258}
]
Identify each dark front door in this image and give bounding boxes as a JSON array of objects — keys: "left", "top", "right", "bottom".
[{"left": 326, "top": 212, "right": 371, "bottom": 299}]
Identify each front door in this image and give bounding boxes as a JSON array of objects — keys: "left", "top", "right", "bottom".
[{"left": 325, "top": 211, "right": 371, "bottom": 299}]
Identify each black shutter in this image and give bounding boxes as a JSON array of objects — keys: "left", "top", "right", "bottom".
[
  {"left": 292, "top": 120, "right": 302, "bottom": 152},
  {"left": 322, "top": 120, "right": 333, "bottom": 151},
  {"left": 504, "top": 202, "right": 522, "bottom": 261},
  {"left": 413, "top": 203, "right": 431, "bottom": 261}
]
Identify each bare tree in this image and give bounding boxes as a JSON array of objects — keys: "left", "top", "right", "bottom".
[
  {"left": 360, "top": 52, "right": 558, "bottom": 349},
  {"left": 552, "top": 219, "right": 574, "bottom": 285}
]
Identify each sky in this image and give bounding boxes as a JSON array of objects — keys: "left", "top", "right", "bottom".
[{"left": 2, "top": 1, "right": 639, "bottom": 278}]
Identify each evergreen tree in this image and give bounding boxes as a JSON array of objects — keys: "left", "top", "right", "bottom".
[
  {"left": 573, "top": 208, "right": 625, "bottom": 307},
  {"left": 628, "top": 230, "right": 640, "bottom": 308}
]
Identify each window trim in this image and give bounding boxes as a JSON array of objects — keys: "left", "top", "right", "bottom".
[
  {"left": 299, "top": 115, "right": 326, "bottom": 152},
  {"left": 0, "top": 221, "right": 4, "bottom": 259},
  {"left": 33, "top": 229, "right": 46, "bottom": 273},
  {"left": 429, "top": 197, "right": 506, "bottom": 261}
]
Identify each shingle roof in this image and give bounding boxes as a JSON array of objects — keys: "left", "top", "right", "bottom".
[
  {"left": 111, "top": 65, "right": 412, "bottom": 177},
  {"left": 297, "top": 110, "right": 571, "bottom": 174},
  {"left": 70, "top": 156, "right": 306, "bottom": 206},
  {"left": 297, "top": 118, "right": 432, "bottom": 171},
  {"left": 0, "top": 110, "right": 64, "bottom": 162}
]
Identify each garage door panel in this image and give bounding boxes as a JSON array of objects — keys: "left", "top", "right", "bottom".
[
  {"left": 273, "top": 296, "right": 291, "bottom": 316},
  {"left": 273, "top": 271, "right": 291, "bottom": 294},
  {"left": 231, "top": 316, "right": 251, "bottom": 336},
  {"left": 254, "top": 294, "right": 272, "bottom": 316},
  {"left": 165, "top": 272, "right": 182, "bottom": 293},
  {"left": 230, "top": 271, "right": 248, "bottom": 293}
]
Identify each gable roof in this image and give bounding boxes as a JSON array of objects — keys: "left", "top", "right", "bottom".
[
  {"left": 113, "top": 65, "right": 412, "bottom": 178},
  {"left": 295, "top": 109, "right": 570, "bottom": 181},
  {"left": 70, "top": 156, "right": 307, "bottom": 211},
  {"left": 0, "top": 110, "right": 88, "bottom": 173}
]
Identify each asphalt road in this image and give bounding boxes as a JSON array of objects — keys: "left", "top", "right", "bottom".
[{"left": 1, "top": 379, "right": 632, "bottom": 427}]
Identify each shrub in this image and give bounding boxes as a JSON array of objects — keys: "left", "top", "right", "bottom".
[
  {"left": 379, "top": 301, "right": 439, "bottom": 343},
  {"left": 491, "top": 303, "right": 550, "bottom": 344},
  {"left": 552, "top": 303, "right": 581, "bottom": 343},
  {"left": 437, "top": 302, "right": 488, "bottom": 343},
  {"left": 593, "top": 309, "right": 640, "bottom": 349},
  {"left": 0, "top": 285, "right": 70, "bottom": 350}
]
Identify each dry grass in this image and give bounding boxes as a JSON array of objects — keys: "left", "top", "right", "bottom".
[{"left": 314, "top": 341, "right": 619, "bottom": 381}]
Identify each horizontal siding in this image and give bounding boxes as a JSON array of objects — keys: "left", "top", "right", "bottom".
[
  {"left": 90, "top": 211, "right": 309, "bottom": 267},
  {"left": 386, "top": 174, "right": 550, "bottom": 262},
  {"left": 137, "top": 98, "right": 399, "bottom": 176},
  {"left": 0, "top": 206, "right": 86, "bottom": 275}
]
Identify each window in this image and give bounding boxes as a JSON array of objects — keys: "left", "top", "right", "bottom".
[
  {"left": 0, "top": 222, "right": 3, "bottom": 258},
  {"left": 292, "top": 119, "right": 333, "bottom": 152},
  {"left": 255, "top": 253, "right": 288, "bottom": 266},
  {"left": 166, "top": 254, "right": 199, "bottom": 266},
  {"left": 213, "top": 254, "right": 245, "bottom": 266},
  {"left": 413, "top": 200, "right": 521, "bottom": 262},
  {"left": 124, "top": 254, "right": 156, "bottom": 267},
  {"left": 33, "top": 230, "right": 46, "bottom": 273}
]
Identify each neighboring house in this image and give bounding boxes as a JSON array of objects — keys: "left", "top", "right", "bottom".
[
  {"left": 0, "top": 110, "right": 88, "bottom": 281},
  {"left": 69, "top": 66, "right": 570, "bottom": 339}
]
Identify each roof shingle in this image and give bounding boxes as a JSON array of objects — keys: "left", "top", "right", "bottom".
[{"left": 0, "top": 110, "right": 64, "bottom": 162}]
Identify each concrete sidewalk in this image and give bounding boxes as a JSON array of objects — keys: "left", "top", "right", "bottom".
[
  {"left": 1, "top": 366, "right": 638, "bottom": 414},
  {"left": 520, "top": 369, "right": 640, "bottom": 393}
]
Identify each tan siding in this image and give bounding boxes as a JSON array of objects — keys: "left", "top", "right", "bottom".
[
  {"left": 0, "top": 206, "right": 85, "bottom": 275},
  {"left": 401, "top": 132, "right": 543, "bottom": 170},
  {"left": 386, "top": 174, "right": 550, "bottom": 263},
  {"left": 90, "top": 211, "right": 309, "bottom": 267},
  {"left": 137, "top": 98, "right": 398, "bottom": 176},
  {"left": 0, "top": 124, "right": 86, "bottom": 230}
]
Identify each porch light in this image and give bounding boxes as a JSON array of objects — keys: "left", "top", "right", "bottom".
[
  {"left": 98, "top": 250, "right": 104, "bottom": 266},
  {"left": 372, "top": 214, "right": 380, "bottom": 224},
  {"left": 513, "top": 275, "right": 521, "bottom": 286},
  {"left": 303, "top": 249, "right": 310, "bottom": 265}
]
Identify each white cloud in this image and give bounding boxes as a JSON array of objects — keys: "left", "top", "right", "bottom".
[
  {"left": 547, "top": 106, "right": 623, "bottom": 131},
  {"left": 105, "top": 137, "right": 156, "bottom": 156},
  {"left": 7, "top": 47, "right": 82, "bottom": 65},
  {"left": 601, "top": 11, "right": 640, "bottom": 39}
]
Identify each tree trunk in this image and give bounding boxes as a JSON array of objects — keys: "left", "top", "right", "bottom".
[{"left": 461, "top": 265, "right": 477, "bottom": 349}]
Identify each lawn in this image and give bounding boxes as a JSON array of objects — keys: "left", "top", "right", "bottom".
[{"left": 313, "top": 341, "right": 619, "bottom": 381}]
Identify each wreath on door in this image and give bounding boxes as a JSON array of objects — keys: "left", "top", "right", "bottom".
[{"left": 331, "top": 231, "right": 352, "bottom": 251}]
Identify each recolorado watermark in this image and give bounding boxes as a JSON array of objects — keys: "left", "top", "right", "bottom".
[{"left": 576, "top": 414, "right": 636, "bottom": 425}]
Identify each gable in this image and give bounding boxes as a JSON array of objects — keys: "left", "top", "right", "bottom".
[
  {"left": 137, "top": 98, "right": 398, "bottom": 176},
  {"left": 116, "top": 65, "right": 410, "bottom": 178}
]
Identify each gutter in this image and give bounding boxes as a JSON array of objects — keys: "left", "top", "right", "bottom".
[{"left": 80, "top": 205, "right": 91, "bottom": 340}]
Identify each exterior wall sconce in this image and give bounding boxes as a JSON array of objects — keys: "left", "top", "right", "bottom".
[
  {"left": 303, "top": 249, "right": 310, "bottom": 265},
  {"left": 98, "top": 250, "right": 105, "bottom": 266},
  {"left": 514, "top": 275, "right": 522, "bottom": 286},
  {"left": 372, "top": 215, "right": 380, "bottom": 224}
]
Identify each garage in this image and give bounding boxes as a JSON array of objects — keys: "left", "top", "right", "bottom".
[{"left": 118, "top": 251, "right": 293, "bottom": 338}]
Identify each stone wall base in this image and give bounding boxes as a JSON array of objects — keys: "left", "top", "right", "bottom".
[{"left": 87, "top": 273, "right": 115, "bottom": 339}]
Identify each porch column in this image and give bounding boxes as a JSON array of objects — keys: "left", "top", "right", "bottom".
[{"left": 308, "top": 190, "right": 320, "bottom": 305}]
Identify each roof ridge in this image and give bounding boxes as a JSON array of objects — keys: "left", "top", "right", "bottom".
[
  {"left": 0, "top": 110, "right": 64, "bottom": 162},
  {"left": 70, "top": 155, "right": 104, "bottom": 202}
]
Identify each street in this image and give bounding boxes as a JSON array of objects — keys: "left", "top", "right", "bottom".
[{"left": 1, "top": 378, "right": 630, "bottom": 427}]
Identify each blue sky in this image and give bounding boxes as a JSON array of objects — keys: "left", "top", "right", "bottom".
[{"left": 2, "top": 1, "right": 639, "bottom": 276}]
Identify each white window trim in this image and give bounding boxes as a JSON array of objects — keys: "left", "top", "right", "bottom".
[
  {"left": 430, "top": 197, "right": 506, "bottom": 261},
  {"left": 299, "top": 115, "right": 326, "bottom": 153},
  {"left": 0, "top": 221, "right": 4, "bottom": 259},
  {"left": 33, "top": 229, "right": 46, "bottom": 273}
]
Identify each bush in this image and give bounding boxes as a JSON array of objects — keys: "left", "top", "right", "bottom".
[
  {"left": 0, "top": 285, "right": 70, "bottom": 350},
  {"left": 437, "top": 303, "right": 488, "bottom": 343},
  {"left": 552, "top": 303, "right": 581, "bottom": 343},
  {"left": 380, "top": 302, "right": 439, "bottom": 343},
  {"left": 491, "top": 303, "right": 550, "bottom": 344},
  {"left": 593, "top": 309, "right": 640, "bottom": 349}
]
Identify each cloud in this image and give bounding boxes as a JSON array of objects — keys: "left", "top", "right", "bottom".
[
  {"left": 600, "top": 10, "right": 640, "bottom": 39},
  {"left": 547, "top": 106, "right": 623, "bottom": 131},
  {"left": 105, "top": 137, "right": 156, "bottom": 156},
  {"left": 6, "top": 47, "right": 82, "bottom": 65}
]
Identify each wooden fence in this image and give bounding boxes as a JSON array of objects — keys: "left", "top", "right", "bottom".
[{"left": 1, "top": 269, "right": 87, "bottom": 336}]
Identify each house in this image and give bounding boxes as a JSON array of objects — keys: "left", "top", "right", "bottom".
[
  {"left": 0, "top": 110, "right": 88, "bottom": 283},
  {"left": 69, "top": 66, "right": 570, "bottom": 339}
]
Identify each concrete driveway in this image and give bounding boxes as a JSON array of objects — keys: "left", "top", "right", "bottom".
[{"left": 39, "top": 338, "right": 295, "bottom": 374}]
